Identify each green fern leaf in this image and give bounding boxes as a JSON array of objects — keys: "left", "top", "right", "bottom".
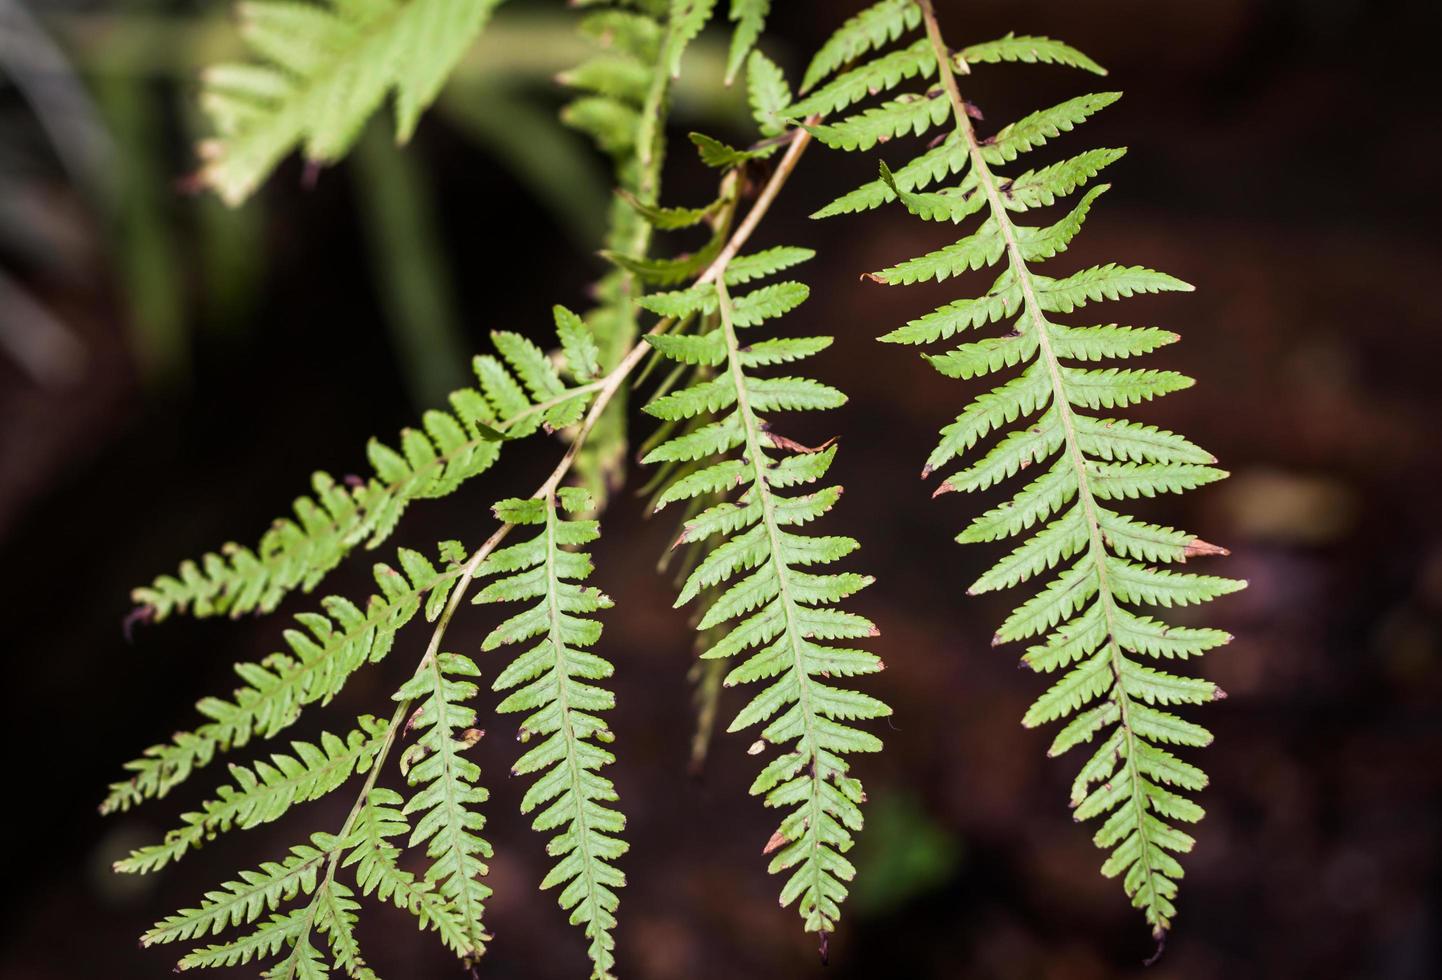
[
  {"left": 1002, "top": 147, "right": 1126, "bottom": 211},
  {"left": 801, "top": 0, "right": 921, "bottom": 93},
  {"left": 200, "top": 0, "right": 508, "bottom": 204},
  {"left": 811, "top": 5, "right": 1243, "bottom": 938},
  {"left": 725, "top": 245, "right": 816, "bottom": 283},
  {"left": 116, "top": 718, "right": 388, "bottom": 876},
  {"left": 338, "top": 789, "right": 474, "bottom": 957},
  {"left": 131, "top": 318, "right": 599, "bottom": 623},
  {"left": 746, "top": 48, "right": 791, "bottom": 136},
  {"left": 667, "top": 0, "right": 720, "bottom": 79},
  {"left": 142, "top": 840, "right": 327, "bottom": 948},
  {"left": 812, "top": 134, "right": 969, "bottom": 218},
  {"left": 787, "top": 39, "right": 936, "bottom": 118},
  {"left": 104, "top": 545, "right": 460, "bottom": 814},
  {"left": 394, "top": 651, "right": 494, "bottom": 958},
  {"left": 983, "top": 92, "right": 1122, "bottom": 165},
  {"left": 808, "top": 92, "right": 950, "bottom": 152},
  {"left": 960, "top": 32, "right": 1108, "bottom": 75},
  {"left": 474, "top": 487, "right": 626, "bottom": 979},
  {"left": 643, "top": 249, "right": 889, "bottom": 945},
  {"left": 727, "top": 0, "right": 773, "bottom": 84}
]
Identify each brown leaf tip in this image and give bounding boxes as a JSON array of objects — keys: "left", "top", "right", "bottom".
[
  {"left": 762, "top": 829, "right": 789, "bottom": 855},
  {"left": 1183, "top": 538, "right": 1230, "bottom": 559}
]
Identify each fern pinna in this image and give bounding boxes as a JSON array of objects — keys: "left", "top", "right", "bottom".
[
  {"left": 473, "top": 489, "right": 626, "bottom": 976},
  {"left": 804, "top": 0, "right": 1243, "bottom": 938},
  {"left": 633, "top": 154, "right": 891, "bottom": 948}
]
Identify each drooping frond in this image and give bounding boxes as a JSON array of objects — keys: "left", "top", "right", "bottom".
[
  {"left": 393, "top": 650, "right": 494, "bottom": 958},
  {"left": 474, "top": 488, "right": 626, "bottom": 979},
  {"left": 641, "top": 240, "right": 891, "bottom": 947},
  {"left": 104, "top": 543, "right": 464, "bottom": 815},
  {"left": 810, "top": 0, "right": 1243, "bottom": 938},
  {"left": 116, "top": 716, "right": 388, "bottom": 875},
  {"left": 132, "top": 311, "right": 601, "bottom": 622},
  {"left": 199, "top": 0, "right": 509, "bottom": 204}
]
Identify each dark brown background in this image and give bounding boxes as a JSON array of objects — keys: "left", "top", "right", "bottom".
[{"left": 2, "top": 0, "right": 1440, "bottom": 977}]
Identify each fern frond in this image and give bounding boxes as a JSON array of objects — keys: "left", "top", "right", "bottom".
[
  {"left": 474, "top": 487, "right": 626, "bottom": 979},
  {"left": 642, "top": 250, "right": 889, "bottom": 946},
  {"left": 393, "top": 650, "right": 494, "bottom": 958},
  {"left": 132, "top": 316, "right": 602, "bottom": 623},
  {"left": 200, "top": 0, "right": 508, "bottom": 204},
  {"left": 116, "top": 717, "right": 389, "bottom": 875},
  {"left": 104, "top": 543, "right": 463, "bottom": 815},
  {"left": 812, "top": 0, "right": 1243, "bottom": 938}
]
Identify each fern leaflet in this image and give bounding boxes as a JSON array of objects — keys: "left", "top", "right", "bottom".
[
  {"left": 474, "top": 488, "right": 626, "bottom": 979},
  {"left": 104, "top": 543, "right": 465, "bottom": 814},
  {"left": 642, "top": 246, "right": 890, "bottom": 949},
  {"left": 116, "top": 716, "right": 389, "bottom": 875},
  {"left": 810, "top": 0, "right": 1243, "bottom": 938},
  {"left": 132, "top": 311, "right": 602, "bottom": 623},
  {"left": 394, "top": 650, "right": 494, "bottom": 958}
]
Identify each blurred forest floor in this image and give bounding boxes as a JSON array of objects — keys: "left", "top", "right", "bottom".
[{"left": 1, "top": 1, "right": 1440, "bottom": 978}]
